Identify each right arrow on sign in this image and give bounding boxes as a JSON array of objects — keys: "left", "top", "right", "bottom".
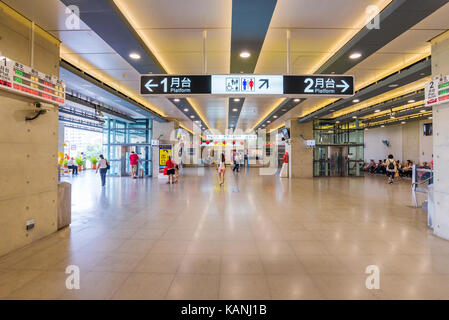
[
  {"left": 336, "top": 80, "right": 349, "bottom": 93},
  {"left": 258, "top": 79, "right": 269, "bottom": 89},
  {"left": 144, "top": 79, "right": 159, "bottom": 92}
]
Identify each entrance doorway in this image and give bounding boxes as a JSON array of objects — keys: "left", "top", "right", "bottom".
[
  {"left": 329, "top": 146, "right": 346, "bottom": 177},
  {"left": 314, "top": 145, "right": 364, "bottom": 177},
  {"left": 119, "top": 144, "right": 152, "bottom": 176}
]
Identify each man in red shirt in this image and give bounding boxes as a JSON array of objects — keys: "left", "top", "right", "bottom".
[
  {"left": 165, "top": 156, "right": 175, "bottom": 184},
  {"left": 129, "top": 151, "right": 139, "bottom": 179}
]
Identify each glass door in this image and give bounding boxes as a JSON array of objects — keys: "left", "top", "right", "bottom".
[
  {"left": 314, "top": 146, "right": 329, "bottom": 177},
  {"left": 329, "top": 146, "right": 344, "bottom": 176}
]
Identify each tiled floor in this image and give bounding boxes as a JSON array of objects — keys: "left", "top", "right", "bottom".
[{"left": 1, "top": 168, "right": 449, "bottom": 299}]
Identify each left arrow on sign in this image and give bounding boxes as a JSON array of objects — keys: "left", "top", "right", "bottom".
[
  {"left": 144, "top": 79, "right": 158, "bottom": 92},
  {"left": 336, "top": 80, "right": 350, "bottom": 93}
]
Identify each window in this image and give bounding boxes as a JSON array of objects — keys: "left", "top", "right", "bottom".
[{"left": 423, "top": 123, "right": 432, "bottom": 136}]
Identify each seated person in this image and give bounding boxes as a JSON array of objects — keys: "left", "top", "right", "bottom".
[
  {"left": 396, "top": 160, "right": 404, "bottom": 176},
  {"left": 402, "top": 160, "right": 413, "bottom": 178},
  {"left": 368, "top": 159, "right": 377, "bottom": 174},
  {"left": 364, "top": 160, "right": 375, "bottom": 172},
  {"left": 376, "top": 160, "right": 386, "bottom": 174},
  {"left": 420, "top": 162, "right": 431, "bottom": 181}
]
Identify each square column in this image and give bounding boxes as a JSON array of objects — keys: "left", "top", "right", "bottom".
[
  {"left": 285, "top": 119, "right": 313, "bottom": 178},
  {"left": 431, "top": 31, "right": 449, "bottom": 240}
]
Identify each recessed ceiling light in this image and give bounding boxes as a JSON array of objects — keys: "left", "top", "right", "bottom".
[
  {"left": 190, "top": 115, "right": 195, "bottom": 118},
  {"left": 240, "top": 51, "right": 250, "bottom": 58},
  {"left": 267, "top": 120, "right": 271, "bottom": 123},
  {"left": 174, "top": 98, "right": 180, "bottom": 102},
  {"left": 233, "top": 98, "right": 240, "bottom": 102},
  {"left": 232, "top": 108, "right": 238, "bottom": 112},
  {"left": 336, "top": 121, "right": 340, "bottom": 124},
  {"left": 390, "top": 115, "right": 395, "bottom": 119},
  {"left": 401, "top": 121, "right": 406, "bottom": 124},
  {"left": 352, "top": 99, "right": 360, "bottom": 103},
  {"left": 388, "top": 84, "right": 398, "bottom": 88},
  {"left": 129, "top": 53, "right": 141, "bottom": 60},
  {"left": 262, "top": 124, "right": 266, "bottom": 127},
  {"left": 349, "top": 52, "right": 362, "bottom": 59},
  {"left": 407, "top": 100, "right": 415, "bottom": 103},
  {"left": 281, "top": 109, "right": 287, "bottom": 111},
  {"left": 352, "top": 116, "right": 357, "bottom": 119},
  {"left": 330, "top": 109, "right": 335, "bottom": 112},
  {"left": 184, "top": 108, "right": 189, "bottom": 112},
  {"left": 294, "top": 98, "right": 300, "bottom": 102},
  {"left": 381, "top": 125, "right": 385, "bottom": 128},
  {"left": 273, "top": 115, "right": 278, "bottom": 118},
  {"left": 428, "top": 116, "right": 432, "bottom": 119},
  {"left": 420, "top": 110, "right": 426, "bottom": 113},
  {"left": 374, "top": 109, "right": 381, "bottom": 113}
]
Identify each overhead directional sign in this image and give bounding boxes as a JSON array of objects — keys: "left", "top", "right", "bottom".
[
  {"left": 283, "top": 75, "right": 354, "bottom": 96},
  {"left": 140, "top": 75, "right": 211, "bottom": 94},
  {"left": 211, "top": 75, "right": 283, "bottom": 95},
  {"left": 140, "top": 74, "right": 354, "bottom": 97}
]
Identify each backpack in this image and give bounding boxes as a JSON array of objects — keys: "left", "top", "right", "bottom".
[
  {"left": 106, "top": 160, "right": 111, "bottom": 170},
  {"left": 388, "top": 161, "right": 394, "bottom": 170}
]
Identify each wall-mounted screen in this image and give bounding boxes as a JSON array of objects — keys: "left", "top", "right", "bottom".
[{"left": 424, "top": 123, "right": 432, "bottom": 136}]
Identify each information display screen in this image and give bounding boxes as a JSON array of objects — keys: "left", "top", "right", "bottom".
[
  {"left": 0, "top": 55, "right": 65, "bottom": 105},
  {"left": 425, "top": 75, "right": 449, "bottom": 106}
]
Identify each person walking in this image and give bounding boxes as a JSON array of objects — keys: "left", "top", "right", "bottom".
[
  {"left": 233, "top": 153, "right": 240, "bottom": 172},
  {"left": 71, "top": 157, "right": 78, "bottom": 176},
  {"left": 129, "top": 151, "right": 139, "bottom": 179},
  {"left": 96, "top": 154, "right": 109, "bottom": 187},
  {"left": 67, "top": 157, "right": 74, "bottom": 175},
  {"left": 165, "top": 156, "right": 175, "bottom": 184},
  {"left": 385, "top": 154, "right": 397, "bottom": 184},
  {"left": 218, "top": 153, "right": 226, "bottom": 186}
]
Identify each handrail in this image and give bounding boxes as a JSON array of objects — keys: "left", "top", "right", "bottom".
[{"left": 411, "top": 165, "right": 433, "bottom": 208}]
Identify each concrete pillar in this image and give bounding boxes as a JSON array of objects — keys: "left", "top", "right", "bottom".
[
  {"left": 0, "top": 3, "right": 60, "bottom": 256},
  {"left": 58, "top": 122, "right": 65, "bottom": 154},
  {"left": 285, "top": 119, "right": 314, "bottom": 178},
  {"left": 430, "top": 30, "right": 449, "bottom": 240}
]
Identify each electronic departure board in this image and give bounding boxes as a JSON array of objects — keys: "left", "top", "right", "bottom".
[{"left": 0, "top": 55, "right": 65, "bottom": 105}]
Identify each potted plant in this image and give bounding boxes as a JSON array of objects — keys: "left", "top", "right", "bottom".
[
  {"left": 75, "top": 157, "right": 83, "bottom": 170},
  {"left": 90, "top": 156, "right": 98, "bottom": 170},
  {"left": 63, "top": 159, "right": 68, "bottom": 168}
]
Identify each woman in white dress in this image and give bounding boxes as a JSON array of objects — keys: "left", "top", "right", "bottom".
[{"left": 217, "top": 153, "right": 226, "bottom": 186}]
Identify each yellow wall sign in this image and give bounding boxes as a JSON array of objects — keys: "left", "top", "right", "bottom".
[{"left": 159, "top": 145, "right": 172, "bottom": 167}]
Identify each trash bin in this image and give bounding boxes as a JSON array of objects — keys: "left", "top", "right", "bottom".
[{"left": 58, "top": 182, "right": 71, "bottom": 229}]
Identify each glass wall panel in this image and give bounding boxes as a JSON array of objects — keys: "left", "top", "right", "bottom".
[
  {"left": 102, "top": 118, "right": 152, "bottom": 176},
  {"left": 313, "top": 120, "right": 364, "bottom": 177}
]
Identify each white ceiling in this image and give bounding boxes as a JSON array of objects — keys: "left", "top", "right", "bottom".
[{"left": 4, "top": 0, "right": 449, "bottom": 133}]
